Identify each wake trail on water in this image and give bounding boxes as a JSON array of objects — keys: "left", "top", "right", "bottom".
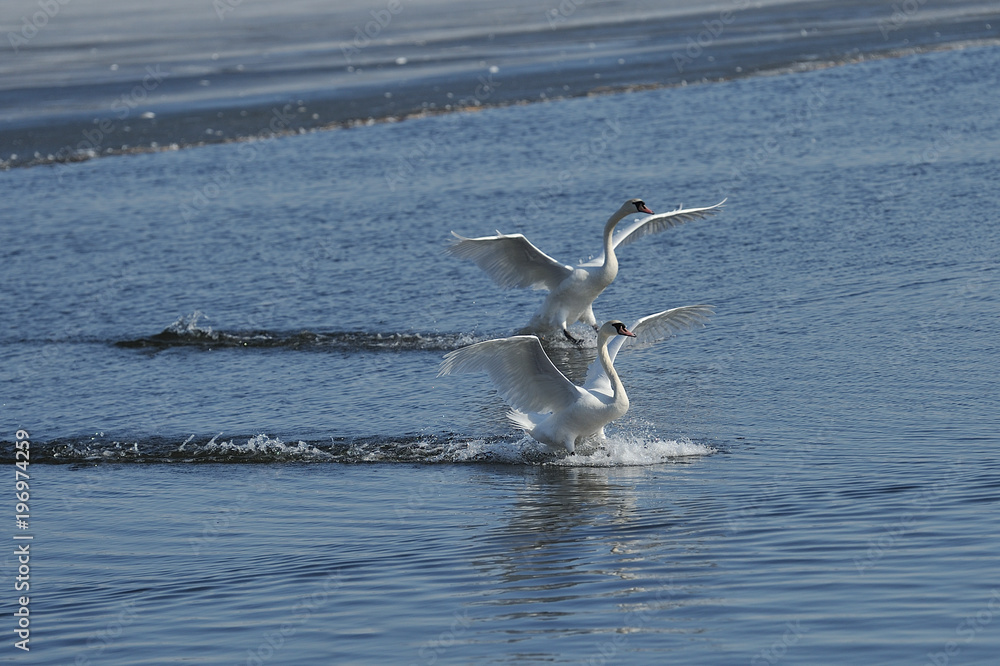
[
  {"left": 3, "top": 432, "right": 714, "bottom": 466},
  {"left": 115, "top": 312, "right": 484, "bottom": 352}
]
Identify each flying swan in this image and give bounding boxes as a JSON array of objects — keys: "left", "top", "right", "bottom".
[
  {"left": 438, "top": 305, "right": 713, "bottom": 453},
  {"left": 447, "top": 198, "right": 724, "bottom": 342}
]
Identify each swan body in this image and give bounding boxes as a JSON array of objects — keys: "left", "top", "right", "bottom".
[
  {"left": 438, "top": 306, "right": 712, "bottom": 453},
  {"left": 447, "top": 198, "right": 724, "bottom": 342}
]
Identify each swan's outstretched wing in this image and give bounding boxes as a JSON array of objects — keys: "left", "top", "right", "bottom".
[
  {"left": 583, "top": 305, "right": 714, "bottom": 393},
  {"left": 439, "top": 336, "right": 581, "bottom": 414},
  {"left": 447, "top": 232, "right": 574, "bottom": 291},
  {"left": 578, "top": 200, "right": 726, "bottom": 267}
]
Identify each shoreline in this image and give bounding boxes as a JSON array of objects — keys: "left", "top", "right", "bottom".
[{"left": 3, "top": 15, "right": 997, "bottom": 172}]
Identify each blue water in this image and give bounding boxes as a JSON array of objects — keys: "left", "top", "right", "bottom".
[{"left": 2, "top": 9, "right": 1000, "bottom": 665}]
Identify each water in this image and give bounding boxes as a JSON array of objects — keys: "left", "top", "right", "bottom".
[
  {"left": 3, "top": 0, "right": 998, "bottom": 166},
  {"left": 2, "top": 2, "right": 1000, "bottom": 664}
]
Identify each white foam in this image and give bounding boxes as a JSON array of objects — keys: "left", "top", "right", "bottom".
[
  {"left": 439, "top": 432, "right": 713, "bottom": 466},
  {"left": 165, "top": 431, "right": 712, "bottom": 465},
  {"left": 189, "top": 433, "right": 332, "bottom": 460},
  {"left": 554, "top": 434, "right": 714, "bottom": 467}
]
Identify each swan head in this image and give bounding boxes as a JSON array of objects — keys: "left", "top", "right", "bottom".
[
  {"left": 600, "top": 320, "right": 637, "bottom": 340},
  {"left": 623, "top": 198, "right": 654, "bottom": 216},
  {"left": 605, "top": 199, "right": 653, "bottom": 232}
]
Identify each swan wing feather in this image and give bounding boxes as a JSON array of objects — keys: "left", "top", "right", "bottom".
[
  {"left": 583, "top": 305, "right": 715, "bottom": 392},
  {"left": 439, "top": 336, "right": 581, "bottom": 414},
  {"left": 447, "top": 232, "right": 574, "bottom": 291},
  {"left": 578, "top": 200, "right": 726, "bottom": 267}
]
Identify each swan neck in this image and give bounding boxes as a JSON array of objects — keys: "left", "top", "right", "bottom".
[
  {"left": 598, "top": 332, "right": 627, "bottom": 402},
  {"left": 601, "top": 208, "right": 629, "bottom": 271}
]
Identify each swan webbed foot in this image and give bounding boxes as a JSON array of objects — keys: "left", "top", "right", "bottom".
[{"left": 562, "top": 329, "right": 583, "bottom": 346}]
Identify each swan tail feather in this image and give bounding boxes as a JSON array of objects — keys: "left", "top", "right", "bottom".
[{"left": 506, "top": 410, "right": 538, "bottom": 433}]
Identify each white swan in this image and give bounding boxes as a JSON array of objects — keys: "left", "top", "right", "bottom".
[
  {"left": 438, "top": 305, "right": 713, "bottom": 453},
  {"left": 447, "top": 198, "right": 724, "bottom": 342}
]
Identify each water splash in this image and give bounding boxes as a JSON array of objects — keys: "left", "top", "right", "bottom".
[
  {"left": 183, "top": 433, "right": 334, "bottom": 461},
  {"left": 554, "top": 433, "right": 715, "bottom": 467},
  {"left": 8, "top": 431, "right": 715, "bottom": 466}
]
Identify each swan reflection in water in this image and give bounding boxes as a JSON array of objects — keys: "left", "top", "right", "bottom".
[{"left": 463, "top": 463, "right": 719, "bottom": 648}]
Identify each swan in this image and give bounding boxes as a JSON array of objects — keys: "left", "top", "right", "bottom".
[
  {"left": 447, "top": 198, "right": 724, "bottom": 343},
  {"left": 438, "top": 305, "right": 713, "bottom": 453}
]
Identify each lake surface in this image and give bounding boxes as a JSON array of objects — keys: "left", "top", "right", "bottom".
[{"left": 1, "top": 1, "right": 999, "bottom": 664}]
